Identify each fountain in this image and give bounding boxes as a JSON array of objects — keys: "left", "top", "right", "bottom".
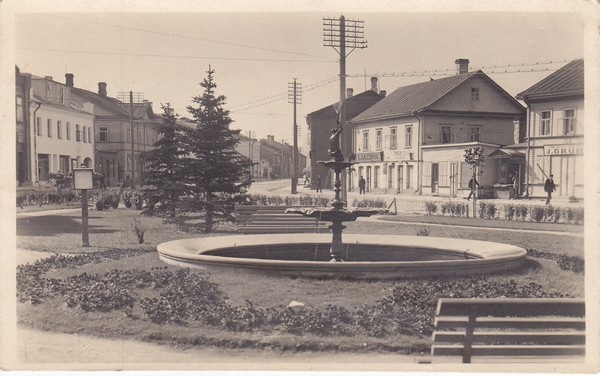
[{"left": 157, "top": 109, "right": 527, "bottom": 279}]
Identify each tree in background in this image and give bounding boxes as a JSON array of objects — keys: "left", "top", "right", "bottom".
[
  {"left": 142, "top": 103, "right": 187, "bottom": 219},
  {"left": 182, "top": 66, "right": 252, "bottom": 232},
  {"left": 464, "top": 146, "right": 485, "bottom": 218}
]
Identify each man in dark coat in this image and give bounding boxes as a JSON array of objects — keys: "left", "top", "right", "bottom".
[
  {"left": 358, "top": 176, "right": 366, "bottom": 194},
  {"left": 315, "top": 175, "right": 322, "bottom": 193},
  {"left": 544, "top": 174, "right": 556, "bottom": 205},
  {"left": 466, "top": 177, "right": 479, "bottom": 200}
]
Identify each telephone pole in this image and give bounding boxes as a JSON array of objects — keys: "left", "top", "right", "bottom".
[
  {"left": 323, "top": 15, "right": 367, "bottom": 202},
  {"left": 288, "top": 78, "right": 302, "bottom": 194}
]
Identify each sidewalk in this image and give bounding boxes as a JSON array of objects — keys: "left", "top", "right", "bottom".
[{"left": 250, "top": 180, "right": 583, "bottom": 215}]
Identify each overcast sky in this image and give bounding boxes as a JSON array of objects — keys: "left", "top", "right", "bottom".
[{"left": 11, "top": 3, "right": 589, "bottom": 151}]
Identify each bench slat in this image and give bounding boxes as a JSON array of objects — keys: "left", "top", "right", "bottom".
[
  {"left": 434, "top": 316, "right": 586, "bottom": 330},
  {"left": 433, "top": 331, "right": 586, "bottom": 345},
  {"left": 432, "top": 344, "right": 585, "bottom": 357},
  {"left": 235, "top": 205, "right": 327, "bottom": 234},
  {"left": 436, "top": 298, "right": 585, "bottom": 317}
]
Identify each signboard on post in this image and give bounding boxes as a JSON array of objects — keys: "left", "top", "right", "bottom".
[{"left": 73, "top": 168, "right": 93, "bottom": 247}]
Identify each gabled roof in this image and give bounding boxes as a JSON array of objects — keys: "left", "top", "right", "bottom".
[
  {"left": 517, "top": 59, "right": 584, "bottom": 101},
  {"left": 70, "top": 87, "right": 130, "bottom": 117},
  {"left": 306, "top": 90, "right": 385, "bottom": 119},
  {"left": 352, "top": 70, "right": 523, "bottom": 123}
]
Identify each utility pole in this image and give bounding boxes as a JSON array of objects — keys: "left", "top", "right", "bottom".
[
  {"left": 129, "top": 91, "right": 135, "bottom": 189},
  {"left": 288, "top": 78, "right": 302, "bottom": 194},
  {"left": 323, "top": 15, "right": 367, "bottom": 202}
]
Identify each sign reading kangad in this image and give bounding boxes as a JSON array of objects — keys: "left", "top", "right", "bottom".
[{"left": 356, "top": 151, "right": 384, "bottom": 162}]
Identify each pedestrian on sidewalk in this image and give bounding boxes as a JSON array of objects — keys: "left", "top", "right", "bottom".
[
  {"left": 316, "top": 175, "right": 322, "bottom": 193},
  {"left": 466, "top": 177, "right": 479, "bottom": 200},
  {"left": 359, "top": 176, "right": 366, "bottom": 195},
  {"left": 544, "top": 174, "right": 556, "bottom": 205}
]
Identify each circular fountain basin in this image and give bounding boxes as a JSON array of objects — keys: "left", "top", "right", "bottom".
[{"left": 157, "top": 234, "right": 527, "bottom": 280}]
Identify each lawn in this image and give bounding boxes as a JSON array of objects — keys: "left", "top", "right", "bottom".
[{"left": 16, "top": 207, "right": 585, "bottom": 355}]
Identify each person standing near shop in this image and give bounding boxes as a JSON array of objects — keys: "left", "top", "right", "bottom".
[
  {"left": 544, "top": 174, "right": 556, "bottom": 205},
  {"left": 358, "top": 176, "right": 366, "bottom": 195},
  {"left": 315, "top": 175, "right": 322, "bottom": 193},
  {"left": 466, "top": 177, "right": 479, "bottom": 200}
]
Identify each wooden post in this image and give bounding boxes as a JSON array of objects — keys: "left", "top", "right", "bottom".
[
  {"left": 463, "top": 308, "right": 477, "bottom": 363},
  {"left": 81, "top": 189, "right": 89, "bottom": 247}
]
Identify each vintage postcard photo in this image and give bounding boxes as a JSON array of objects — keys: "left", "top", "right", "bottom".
[{"left": 1, "top": 0, "right": 599, "bottom": 373}]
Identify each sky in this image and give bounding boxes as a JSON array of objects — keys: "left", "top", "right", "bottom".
[{"left": 10, "top": 2, "right": 589, "bottom": 153}]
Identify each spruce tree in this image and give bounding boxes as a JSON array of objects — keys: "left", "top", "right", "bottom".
[
  {"left": 142, "top": 103, "right": 187, "bottom": 219},
  {"left": 183, "top": 66, "right": 251, "bottom": 232}
]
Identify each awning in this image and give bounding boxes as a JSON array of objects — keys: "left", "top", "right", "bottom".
[{"left": 488, "top": 148, "right": 525, "bottom": 159}]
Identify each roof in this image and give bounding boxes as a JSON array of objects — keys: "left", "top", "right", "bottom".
[
  {"left": 488, "top": 148, "right": 525, "bottom": 158},
  {"left": 71, "top": 87, "right": 130, "bottom": 117},
  {"left": 516, "top": 59, "right": 584, "bottom": 101},
  {"left": 306, "top": 90, "right": 385, "bottom": 119},
  {"left": 352, "top": 72, "right": 479, "bottom": 122}
]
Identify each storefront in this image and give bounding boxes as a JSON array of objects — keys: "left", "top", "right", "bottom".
[{"left": 488, "top": 148, "right": 525, "bottom": 199}]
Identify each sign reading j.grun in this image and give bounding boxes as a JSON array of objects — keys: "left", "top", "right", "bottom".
[
  {"left": 543, "top": 144, "right": 583, "bottom": 156},
  {"left": 356, "top": 151, "right": 384, "bottom": 162}
]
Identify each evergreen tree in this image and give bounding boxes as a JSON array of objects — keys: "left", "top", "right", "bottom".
[
  {"left": 182, "top": 66, "right": 251, "bottom": 232},
  {"left": 142, "top": 103, "right": 187, "bottom": 218}
]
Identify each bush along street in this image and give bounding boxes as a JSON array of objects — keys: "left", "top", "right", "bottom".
[
  {"left": 424, "top": 201, "right": 583, "bottom": 224},
  {"left": 16, "top": 251, "right": 575, "bottom": 351}
]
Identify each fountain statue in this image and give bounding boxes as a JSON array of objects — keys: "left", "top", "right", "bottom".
[{"left": 285, "top": 106, "right": 384, "bottom": 261}]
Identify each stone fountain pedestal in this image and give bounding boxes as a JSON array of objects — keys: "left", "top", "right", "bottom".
[{"left": 286, "top": 160, "right": 384, "bottom": 262}]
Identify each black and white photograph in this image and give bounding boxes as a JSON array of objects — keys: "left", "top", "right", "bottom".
[{"left": 1, "top": 0, "right": 599, "bottom": 373}]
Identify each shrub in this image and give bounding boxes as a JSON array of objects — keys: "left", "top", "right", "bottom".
[
  {"left": 440, "top": 202, "right": 451, "bottom": 216},
  {"left": 531, "top": 206, "right": 545, "bottom": 223},
  {"left": 485, "top": 203, "right": 497, "bottom": 219},
  {"left": 122, "top": 191, "right": 133, "bottom": 208},
  {"left": 107, "top": 190, "right": 120, "bottom": 209},
  {"left": 478, "top": 202, "right": 487, "bottom": 219},
  {"left": 504, "top": 204, "right": 515, "bottom": 221},
  {"left": 416, "top": 228, "right": 431, "bottom": 236},
  {"left": 353, "top": 198, "right": 386, "bottom": 208},
  {"left": 424, "top": 201, "right": 437, "bottom": 215},
  {"left": 132, "top": 218, "right": 146, "bottom": 244},
  {"left": 527, "top": 249, "right": 584, "bottom": 273},
  {"left": 132, "top": 191, "right": 144, "bottom": 209}
]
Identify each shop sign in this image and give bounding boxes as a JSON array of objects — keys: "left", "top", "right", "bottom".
[
  {"left": 544, "top": 144, "right": 583, "bottom": 156},
  {"left": 356, "top": 151, "right": 383, "bottom": 162},
  {"left": 387, "top": 149, "right": 406, "bottom": 161}
]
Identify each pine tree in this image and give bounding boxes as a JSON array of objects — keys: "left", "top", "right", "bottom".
[
  {"left": 182, "top": 66, "right": 251, "bottom": 232},
  {"left": 142, "top": 103, "right": 187, "bottom": 219}
]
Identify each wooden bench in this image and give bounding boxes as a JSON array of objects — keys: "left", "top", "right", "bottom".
[
  {"left": 431, "top": 298, "right": 585, "bottom": 363},
  {"left": 235, "top": 205, "right": 328, "bottom": 234}
]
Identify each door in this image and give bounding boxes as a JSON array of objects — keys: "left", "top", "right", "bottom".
[
  {"left": 449, "top": 162, "right": 458, "bottom": 196},
  {"left": 38, "top": 154, "right": 49, "bottom": 181},
  {"left": 406, "top": 165, "right": 413, "bottom": 190},
  {"left": 397, "top": 165, "right": 404, "bottom": 193},
  {"left": 560, "top": 157, "right": 575, "bottom": 197},
  {"left": 366, "top": 166, "right": 372, "bottom": 192},
  {"left": 431, "top": 163, "right": 439, "bottom": 194}
]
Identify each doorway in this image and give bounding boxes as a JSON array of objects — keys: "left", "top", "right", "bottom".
[
  {"left": 397, "top": 165, "right": 404, "bottom": 193},
  {"left": 431, "top": 163, "right": 439, "bottom": 194}
]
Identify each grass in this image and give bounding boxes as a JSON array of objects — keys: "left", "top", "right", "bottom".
[{"left": 16, "top": 207, "right": 585, "bottom": 355}]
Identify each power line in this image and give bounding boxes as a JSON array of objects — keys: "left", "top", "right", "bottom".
[
  {"left": 46, "top": 14, "right": 337, "bottom": 62},
  {"left": 18, "top": 47, "right": 335, "bottom": 63}
]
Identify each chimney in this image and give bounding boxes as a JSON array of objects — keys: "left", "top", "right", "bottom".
[
  {"left": 379, "top": 90, "right": 387, "bottom": 97},
  {"left": 455, "top": 58, "right": 470, "bottom": 74},
  {"left": 44, "top": 76, "right": 53, "bottom": 81},
  {"left": 65, "top": 73, "right": 74, "bottom": 87},
  {"left": 98, "top": 82, "right": 107, "bottom": 96},
  {"left": 370, "top": 77, "right": 379, "bottom": 93},
  {"left": 267, "top": 135, "right": 275, "bottom": 141},
  {"left": 346, "top": 88, "right": 354, "bottom": 98}
]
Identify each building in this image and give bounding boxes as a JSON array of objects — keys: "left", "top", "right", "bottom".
[
  {"left": 305, "top": 78, "right": 385, "bottom": 189},
  {"left": 69, "top": 78, "right": 162, "bottom": 187},
  {"left": 27, "top": 74, "right": 95, "bottom": 185},
  {"left": 257, "top": 135, "right": 307, "bottom": 180},
  {"left": 16, "top": 66, "right": 32, "bottom": 185},
  {"left": 350, "top": 59, "right": 526, "bottom": 197},
  {"left": 515, "top": 59, "right": 584, "bottom": 201},
  {"left": 234, "top": 133, "right": 262, "bottom": 180}
]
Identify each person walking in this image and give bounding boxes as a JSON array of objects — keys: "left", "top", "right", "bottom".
[
  {"left": 466, "top": 177, "right": 479, "bottom": 200},
  {"left": 315, "top": 175, "right": 322, "bottom": 193},
  {"left": 511, "top": 173, "right": 518, "bottom": 198},
  {"left": 358, "top": 176, "right": 366, "bottom": 195},
  {"left": 544, "top": 174, "right": 556, "bottom": 205}
]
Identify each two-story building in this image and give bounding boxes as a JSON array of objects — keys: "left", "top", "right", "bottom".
[
  {"left": 69, "top": 78, "right": 162, "bottom": 187},
  {"left": 515, "top": 59, "right": 584, "bottom": 201},
  {"left": 28, "top": 74, "right": 95, "bottom": 184},
  {"left": 16, "top": 66, "right": 32, "bottom": 186},
  {"left": 306, "top": 78, "right": 385, "bottom": 189},
  {"left": 350, "top": 59, "right": 526, "bottom": 197}
]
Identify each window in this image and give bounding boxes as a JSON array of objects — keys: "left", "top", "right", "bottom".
[
  {"left": 66, "top": 122, "right": 71, "bottom": 140},
  {"left": 540, "top": 111, "right": 552, "bottom": 136},
  {"left": 47, "top": 119, "right": 52, "bottom": 137},
  {"left": 564, "top": 109, "right": 575, "bottom": 135},
  {"left": 440, "top": 125, "right": 453, "bottom": 143},
  {"left": 126, "top": 126, "right": 130, "bottom": 142},
  {"left": 88, "top": 127, "right": 92, "bottom": 143},
  {"left": 83, "top": 126, "right": 87, "bottom": 143},
  {"left": 362, "top": 130, "right": 369, "bottom": 151},
  {"left": 471, "top": 88, "right": 479, "bottom": 101},
  {"left": 76, "top": 124, "right": 82, "bottom": 142},
  {"left": 390, "top": 127, "right": 397, "bottom": 150},
  {"left": 100, "top": 126, "right": 109, "bottom": 141},
  {"left": 376, "top": 129, "right": 383, "bottom": 150},
  {"left": 405, "top": 126, "right": 412, "bottom": 148},
  {"left": 36, "top": 117, "right": 42, "bottom": 136},
  {"left": 469, "top": 126, "right": 481, "bottom": 142},
  {"left": 16, "top": 97, "right": 23, "bottom": 122},
  {"left": 57, "top": 121, "right": 62, "bottom": 139}
]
